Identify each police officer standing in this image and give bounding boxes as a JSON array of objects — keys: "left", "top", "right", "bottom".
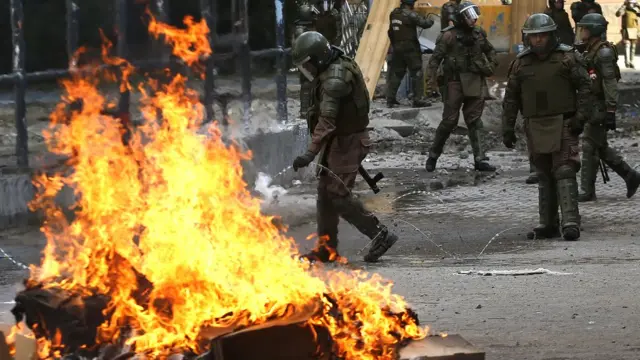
[
  {"left": 502, "top": 14, "right": 592, "bottom": 241},
  {"left": 293, "top": 2, "right": 342, "bottom": 119},
  {"left": 574, "top": 13, "right": 640, "bottom": 201},
  {"left": 291, "top": 31, "right": 399, "bottom": 263},
  {"left": 545, "top": 0, "right": 575, "bottom": 45},
  {"left": 387, "top": 0, "right": 434, "bottom": 108},
  {"left": 616, "top": 0, "right": 640, "bottom": 68},
  {"left": 425, "top": 1, "right": 498, "bottom": 172}
]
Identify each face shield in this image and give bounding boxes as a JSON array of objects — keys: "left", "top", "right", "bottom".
[
  {"left": 294, "top": 55, "right": 318, "bottom": 81},
  {"left": 459, "top": 4, "right": 481, "bottom": 25},
  {"left": 574, "top": 25, "right": 591, "bottom": 46}
]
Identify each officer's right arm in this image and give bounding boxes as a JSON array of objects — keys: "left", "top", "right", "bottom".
[
  {"left": 408, "top": 11, "right": 434, "bottom": 29},
  {"left": 426, "top": 32, "right": 452, "bottom": 87},
  {"left": 501, "top": 59, "right": 522, "bottom": 132},
  {"left": 595, "top": 47, "right": 619, "bottom": 112}
]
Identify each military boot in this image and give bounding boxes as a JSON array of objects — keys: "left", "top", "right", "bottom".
[
  {"left": 301, "top": 192, "right": 341, "bottom": 263},
  {"left": 425, "top": 155, "right": 438, "bottom": 172},
  {"left": 386, "top": 98, "right": 401, "bottom": 108},
  {"left": 527, "top": 177, "right": 561, "bottom": 240},
  {"left": 578, "top": 154, "right": 599, "bottom": 202},
  {"left": 526, "top": 163, "right": 539, "bottom": 184},
  {"left": 605, "top": 156, "right": 640, "bottom": 198},
  {"left": 332, "top": 196, "right": 399, "bottom": 262},
  {"left": 412, "top": 98, "right": 432, "bottom": 108},
  {"left": 411, "top": 70, "right": 431, "bottom": 108},
  {"left": 556, "top": 177, "right": 581, "bottom": 241},
  {"left": 468, "top": 121, "right": 496, "bottom": 172},
  {"left": 386, "top": 72, "right": 403, "bottom": 108}
]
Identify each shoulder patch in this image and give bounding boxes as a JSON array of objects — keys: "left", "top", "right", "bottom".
[
  {"left": 557, "top": 43, "right": 574, "bottom": 52},
  {"left": 441, "top": 25, "right": 455, "bottom": 33},
  {"left": 516, "top": 47, "right": 532, "bottom": 58}
]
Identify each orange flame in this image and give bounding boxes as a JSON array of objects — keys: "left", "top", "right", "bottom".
[{"left": 27, "top": 15, "right": 426, "bottom": 360}]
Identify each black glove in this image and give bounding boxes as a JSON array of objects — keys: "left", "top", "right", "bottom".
[
  {"left": 502, "top": 131, "right": 516, "bottom": 149},
  {"left": 292, "top": 151, "right": 316, "bottom": 171},
  {"left": 604, "top": 111, "right": 616, "bottom": 131},
  {"left": 569, "top": 117, "right": 584, "bottom": 136}
]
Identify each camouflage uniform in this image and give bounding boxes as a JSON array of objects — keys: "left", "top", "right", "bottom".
[
  {"left": 502, "top": 14, "right": 592, "bottom": 241},
  {"left": 291, "top": 32, "right": 398, "bottom": 263},
  {"left": 576, "top": 14, "right": 640, "bottom": 201},
  {"left": 425, "top": 18, "right": 498, "bottom": 172},
  {"left": 387, "top": 2, "right": 434, "bottom": 107},
  {"left": 616, "top": 1, "right": 640, "bottom": 68},
  {"left": 545, "top": 1, "right": 575, "bottom": 46},
  {"left": 293, "top": 3, "right": 343, "bottom": 119}
]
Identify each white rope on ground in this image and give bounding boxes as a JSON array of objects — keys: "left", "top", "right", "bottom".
[{"left": 0, "top": 246, "right": 29, "bottom": 270}]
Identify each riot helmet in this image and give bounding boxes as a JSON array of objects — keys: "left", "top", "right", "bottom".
[
  {"left": 298, "top": 4, "right": 316, "bottom": 23},
  {"left": 575, "top": 13, "right": 608, "bottom": 45},
  {"left": 401, "top": 0, "right": 417, "bottom": 7},
  {"left": 521, "top": 13, "right": 558, "bottom": 55},
  {"left": 457, "top": 2, "right": 481, "bottom": 27},
  {"left": 291, "top": 31, "right": 333, "bottom": 81}
]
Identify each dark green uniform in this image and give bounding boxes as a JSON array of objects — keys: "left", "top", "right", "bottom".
[
  {"left": 579, "top": 37, "right": 640, "bottom": 201},
  {"left": 387, "top": 5, "right": 434, "bottom": 107},
  {"left": 503, "top": 44, "right": 591, "bottom": 241},
  {"left": 570, "top": 0, "right": 603, "bottom": 24},
  {"left": 616, "top": 1, "right": 640, "bottom": 68},
  {"left": 293, "top": 3, "right": 343, "bottom": 119},
  {"left": 441, "top": 1, "right": 460, "bottom": 29},
  {"left": 291, "top": 32, "right": 398, "bottom": 263},
  {"left": 425, "top": 25, "right": 498, "bottom": 171}
]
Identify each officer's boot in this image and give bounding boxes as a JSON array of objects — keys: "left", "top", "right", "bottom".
[
  {"left": 299, "top": 74, "right": 311, "bottom": 119},
  {"left": 578, "top": 153, "right": 599, "bottom": 202},
  {"left": 630, "top": 41, "right": 636, "bottom": 69},
  {"left": 625, "top": 42, "right": 632, "bottom": 68},
  {"left": 426, "top": 121, "right": 456, "bottom": 172},
  {"left": 332, "top": 196, "right": 398, "bottom": 263},
  {"left": 467, "top": 120, "right": 496, "bottom": 172},
  {"left": 410, "top": 69, "right": 432, "bottom": 108},
  {"left": 386, "top": 71, "right": 403, "bottom": 108},
  {"left": 527, "top": 174, "right": 561, "bottom": 240},
  {"left": 602, "top": 148, "right": 640, "bottom": 198},
  {"left": 301, "top": 192, "right": 341, "bottom": 263},
  {"left": 555, "top": 167, "right": 581, "bottom": 241},
  {"left": 526, "top": 163, "right": 539, "bottom": 184}
]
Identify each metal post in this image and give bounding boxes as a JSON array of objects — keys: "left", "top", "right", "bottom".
[
  {"left": 200, "top": 0, "right": 217, "bottom": 124},
  {"left": 10, "top": 0, "right": 28, "bottom": 167},
  {"left": 274, "top": 0, "right": 287, "bottom": 123},
  {"left": 65, "top": 0, "right": 79, "bottom": 68},
  {"left": 239, "top": 0, "right": 252, "bottom": 129},
  {"left": 115, "top": 0, "right": 130, "bottom": 137}
]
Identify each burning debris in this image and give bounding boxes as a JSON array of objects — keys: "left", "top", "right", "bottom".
[{"left": 3, "top": 13, "right": 427, "bottom": 360}]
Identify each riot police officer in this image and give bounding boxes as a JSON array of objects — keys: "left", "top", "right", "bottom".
[
  {"left": 425, "top": 1, "right": 498, "bottom": 172},
  {"left": 574, "top": 13, "right": 640, "bottom": 201},
  {"left": 387, "top": 0, "right": 434, "bottom": 108},
  {"left": 570, "top": 0, "right": 603, "bottom": 24},
  {"left": 291, "top": 31, "right": 399, "bottom": 263},
  {"left": 616, "top": 0, "right": 640, "bottom": 68},
  {"left": 502, "top": 14, "right": 592, "bottom": 241},
  {"left": 545, "top": 0, "right": 575, "bottom": 45}
]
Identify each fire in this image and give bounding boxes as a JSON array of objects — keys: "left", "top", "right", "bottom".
[{"left": 21, "top": 12, "right": 426, "bottom": 360}]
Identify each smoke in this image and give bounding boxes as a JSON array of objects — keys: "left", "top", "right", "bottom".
[{"left": 254, "top": 172, "right": 288, "bottom": 205}]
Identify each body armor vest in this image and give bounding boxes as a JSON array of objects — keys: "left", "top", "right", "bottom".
[
  {"left": 310, "top": 56, "right": 370, "bottom": 135},
  {"left": 442, "top": 28, "right": 485, "bottom": 76},
  {"left": 315, "top": 12, "right": 339, "bottom": 44},
  {"left": 389, "top": 8, "right": 418, "bottom": 44},
  {"left": 518, "top": 51, "right": 577, "bottom": 118},
  {"left": 584, "top": 41, "right": 621, "bottom": 97},
  {"left": 623, "top": 8, "right": 639, "bottom": 29}
]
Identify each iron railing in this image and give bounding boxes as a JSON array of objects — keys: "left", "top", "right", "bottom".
[{"left": 1, "top": 0, "right": 291, "bottom": 168}]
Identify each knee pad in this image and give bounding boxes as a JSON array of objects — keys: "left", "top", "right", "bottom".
[{"left": 554, "top": 165, "right": 576, "bottom": 180}]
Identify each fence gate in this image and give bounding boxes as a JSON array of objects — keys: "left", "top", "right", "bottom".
[{"left": 1, "top": 0, "right": 290, "bottom": 168}]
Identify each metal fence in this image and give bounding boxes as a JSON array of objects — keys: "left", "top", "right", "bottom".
[
  {"left": 340, "top": 1, "right": 369, "bottom": 58},
  {"left": 0, "top": 0, "right": 290, "bottom": 168}
]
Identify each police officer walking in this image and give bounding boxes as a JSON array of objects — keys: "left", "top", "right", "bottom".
[
  {"left": 502, "top": 14, "right": 592, "bottom": 241},
  {"left": 291, "top": 31, "right": 399, "bottom": 263},
  {"left": 574, "top": 13, "right": 640, "bottom": 201},
  {"left": 293, "top": 2, "right": 342, "bottom": 119},
  {"left": 425, "top": 1, "right": 498, "bottom": 172},
  {"left": 387, "top": 0, "right": 434, "bottom": 108},
  {"left": 616, "top": 0, "right": 640, "bottom": 68}
]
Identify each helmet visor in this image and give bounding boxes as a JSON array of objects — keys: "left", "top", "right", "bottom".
[
  {"left": 574, "top": 25, "right": 590, "bottom": 45},
  {"left": 295, "top": 56, "right": 317, "bottom": 81},
  {"left": 460, "top": 5, "right": 481, "bottom": 21}
]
